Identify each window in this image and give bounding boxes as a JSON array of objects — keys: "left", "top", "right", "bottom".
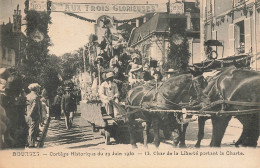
[
  {"left": 234, "top": 20, "right": 245, "bottom": 54},
  {"left": 234, "top": 0, "right": 245, "bottom": 7},
  {"left": 7, "top": 48, "right": 12, "bottom": 61},
  {"left": 2, "top": 47, "right": 6, "bottom": 59}
]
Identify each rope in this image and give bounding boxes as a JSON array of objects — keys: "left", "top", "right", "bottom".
[
  {"left": 148, "top": 108, "right": 260, "bottom": 116},
  {"left": 192, "top": 55, "right": 252, "bottom": 70},
  {"left": 193, "top": 60, "right": 216, "bottom": 70}
]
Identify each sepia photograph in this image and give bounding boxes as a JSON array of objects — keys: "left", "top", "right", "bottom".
[{"left": 0, "top": 0, "right": 260, "bottom": 167}]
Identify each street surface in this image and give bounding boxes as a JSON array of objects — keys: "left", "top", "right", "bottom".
[{"left": 43, "top": 109, "right": 260, "bottom": 150}]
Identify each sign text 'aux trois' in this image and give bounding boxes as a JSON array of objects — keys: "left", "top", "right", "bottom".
[
  {"left": 29, "top": 1, "right": 184, "bottom": 14},
  {"left": 29, "top": 1, "right": 162, "bottom": 13}
]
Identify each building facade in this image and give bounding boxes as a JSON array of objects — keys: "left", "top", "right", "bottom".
[
  {"left": 0, "top": 6, "right": 24, "bottom": 68},
  {"left": 128, "top": 1, "right": 200, "bottom": 68},
  {"left": 203, "top": 0, "right": 260, "bottom": 71}
]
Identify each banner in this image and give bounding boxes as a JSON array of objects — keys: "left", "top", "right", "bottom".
[
  {"left": 52, "top": 3, "right": 162, "bottom": 13},
  {"left": 29, "top": 1, "right": 167, "bottom": 13},
  {"left": 29, "top": 1, "right": 47, "bottom": 11},
  {"left": 170, "top": 2, "right": 184, "bottom": 14}
]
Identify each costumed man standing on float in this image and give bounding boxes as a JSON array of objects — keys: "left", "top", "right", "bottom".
[{"left": 99, "top": 72, "right": 120, "bottom": 118}]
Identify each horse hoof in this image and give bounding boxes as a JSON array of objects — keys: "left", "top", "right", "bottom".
[
  {"left": 195, "top": 144, "right": 200, "bottom": 148},
  {"left": 179, "top": 143, "right": 187, "bottom": 148},
  {"left": 234, "top": 143, "right": 240, "bottom": 147}
]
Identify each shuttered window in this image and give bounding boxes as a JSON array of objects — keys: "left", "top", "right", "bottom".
[
  {"left": 244, "top": 17, "right": 252, "bottom": 53},
  {"left": 212, "top": 30, "right": 217, "bottom": 40},
  {"left": 228, "top": 24, "right": 235, "bottom": 56}
]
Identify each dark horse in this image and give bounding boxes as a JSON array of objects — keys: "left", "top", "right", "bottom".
[
  {"left": 190, "top": 67, "right": 260, "bottom": 147},
  {"left": 126, "top": 75, "right": 193, "bottom": 148},
  {"left": 126, "top": 66, "right": 260, "bottom": 148}
]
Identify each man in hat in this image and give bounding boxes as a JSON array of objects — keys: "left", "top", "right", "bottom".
[
  {"left": 61, "top": 87, "right": 77, "bottom": 130},
  {"left": 164, "top": 68, "right": 176, "bottom": 81},
  {"left": 128, "top": 65, "right": 143, "bottom": 88},
  {"left": 109, "top": 55, "right": 119, "bottom": 68},
  {"left": 120, "top": 48, "right": 131, "bottom": 68},
  {"left": 113, "top": 64, "right": 125, "bottom": 98},
  {"left": 53, "top": 90, "right": 62, "bottom": 120},
  {"left": 99, "top": 72, "right": 120, "bottom": 118},
  {"left": 95, "top": 56, "right": 105, "bottom": 84},
  {"left": 142, "top": 64, "right": 153, "bottom": 82},
  {"left": 26, "top": 83, "right": 41, "bottom": 148},
  {"left": 153, "top": 71, "right": 163, "bottom": 82}
]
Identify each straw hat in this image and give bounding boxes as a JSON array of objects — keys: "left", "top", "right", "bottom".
[
  {"left": 28, "top": 83, "right": 41, "bottom": 90},
  {"left": 106, "top": 72, "right": 114, "bottom": 80},
  {"left": 96, "top": 56, "right": 104, "bottom": 61},
  {"left": 165, "top": 68, "right": 175, "bottom": 74}
]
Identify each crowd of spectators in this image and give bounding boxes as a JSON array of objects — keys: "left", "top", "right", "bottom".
[{"left": 0, "top": 68, "right": 50, "bottom": 149}]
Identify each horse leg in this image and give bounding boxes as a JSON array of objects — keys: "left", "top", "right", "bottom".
[
  {"left": 172, "top": 128, "right": 179, "bottom": 147},
  {"left": 152, "top": 117, "right": 160, "bottom": 148},
  {"left": 162, "top": 124, "right": 171, "bottom": 140},
  {"left": 142, "top": 122, "right": 150, "bottom": 148},
  {"left": 236, "top": 114, "right": 259, "bottom": 147},
  {"left": 171, "top": 114, "right": 180, "bottom": 147},
  {"left": 210, "top": 116, "right": 231, "bottom": 147},
  {"left": 195, "top": 116, "right": 209, "bottom": 148},
  {"left": 234, "top": 121, "right": 246, "bottom": 147},
  {"left": 179, "top": 123, "right": 188, "bottom": 148},
  {"left": 128, "top": 115, "right": 137, "bottom": 149}
]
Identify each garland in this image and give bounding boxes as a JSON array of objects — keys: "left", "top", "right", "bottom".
[
  {"left": 165, "top": 19, "right": 191, "bottom": 72},
  {"left": 64, "top": 12, "right": 96, "bottom": 23}
]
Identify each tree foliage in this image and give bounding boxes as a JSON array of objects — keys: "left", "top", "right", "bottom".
[
  {"left": 164, "top": 19, "right": 191, "bottom": 72},
  {"left": 60, "top": 50, "right": 84, "bottom": 81},
  {"left": 22, "top": 0, "right": 52, "bottom": 82},
  {"left": 38, "top": 55, "right": 62, "bottom": 97},
  {"left": 21, "top": 1, "right": 61, "bottom": 98}
]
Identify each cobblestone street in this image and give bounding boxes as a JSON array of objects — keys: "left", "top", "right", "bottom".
[{"left": 42, "top": 110, "right": 260, "bottom": 150}]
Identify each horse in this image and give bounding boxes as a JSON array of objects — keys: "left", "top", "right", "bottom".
[
  {"left": 126, "top": 66, "right": 260, "bottom": 148},
  {"left": 188, "top": 66, "right": 260, "bottom": 147},
  {"left": 126, "top": 74, "right": 193, "bottom": 148}
]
